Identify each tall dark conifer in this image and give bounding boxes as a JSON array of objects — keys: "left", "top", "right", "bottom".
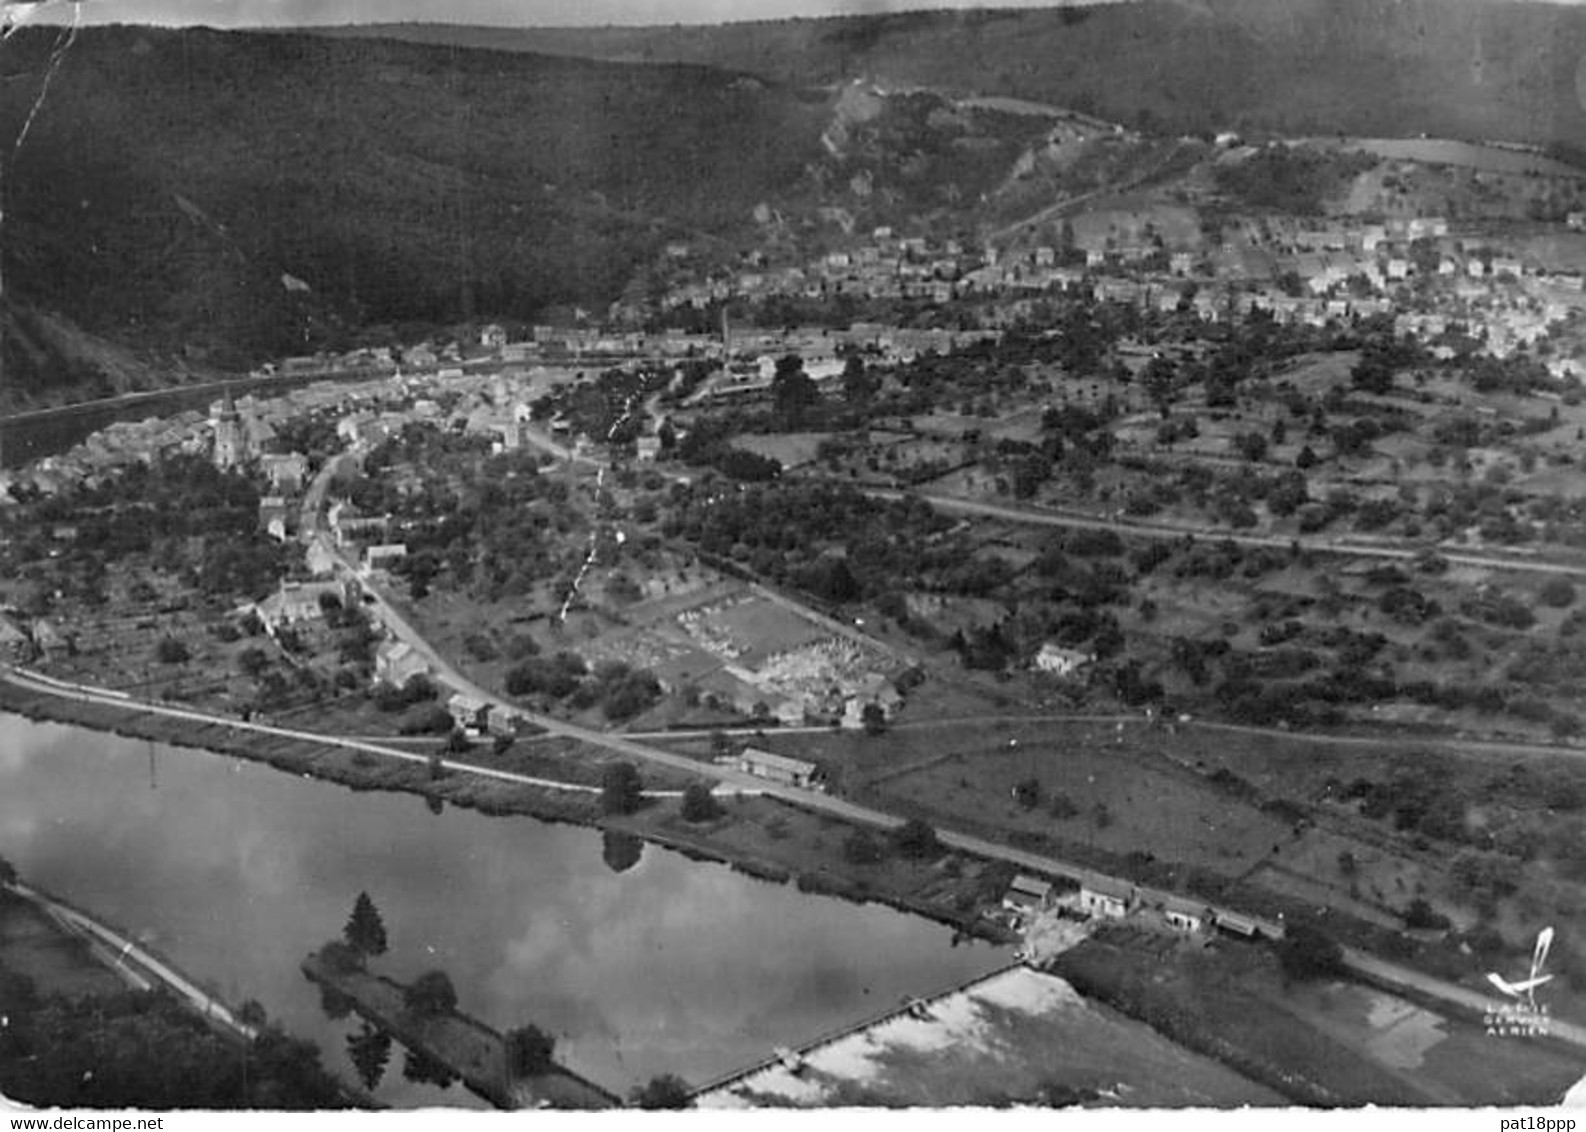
[{"left": 343, "top": 891, "right": 388, "bottom": 960}]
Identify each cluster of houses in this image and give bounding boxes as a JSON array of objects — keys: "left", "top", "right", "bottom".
[
  {"left": 1000, "top": 871, "right": 1267, "bottom": 943},
  {"left": 638, "top": 199, "right": 1586, "bottom": 375},
  {"left": 370, "top": 637, "right": 534, "bottom": 737},
  {"left": 660, "top": 229, "right": 976, "bottom": 310}
]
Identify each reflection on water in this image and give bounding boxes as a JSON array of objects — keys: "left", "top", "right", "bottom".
[
  {"left": 601, "top": 831, "right": 644, "bottom": 874},
  {"left": 346, "top": 1023, "right": 393, "bottom": 1094},
  {"left": 0, "top": 715, "right": 1004, "bottom": 1105}
]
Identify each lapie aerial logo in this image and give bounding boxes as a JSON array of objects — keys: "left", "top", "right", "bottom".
[{"left": 1485, "top": 926, "right": 1554, "bottom": 1038}]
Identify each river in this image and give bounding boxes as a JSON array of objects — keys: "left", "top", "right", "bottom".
[{"left": 0, "top": 713, "right": 1006, "bottom": 1106}]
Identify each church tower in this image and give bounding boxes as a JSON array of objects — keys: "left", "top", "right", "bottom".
[{"left": 212, "top": 385, "right": 243, "bottom": 470}]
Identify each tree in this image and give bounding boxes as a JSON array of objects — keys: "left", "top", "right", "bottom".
[
  {"left": 1541, "top": 576, "right": 1577, "bottom": 609},
  {"left": 505, "top": 1025, "right": 556, "bottom": 1076},
  {"left": 237, "top": 646, "right": 270, "bottom": 678},
  {"left": 842, "top": 355, "right": 879, "bottom": 405},
  {"left": 1275, "top": 922, "right": 1345, "bottom": 982},
  {"left": 404, "top": 970, "right": 458, "bottom": 1018},
  {"left": 155, "top": 636, "right": 191, "bottom": 664},
  {"left": 1013, "top": 777, "right": 1042, "bottom": 810},
  {"left": 1403, "top": 898, "right": 1450, "bottom": 931},
  {"left": 343, "top": 891, "right": 388, "bottom": 961},
  {"left": 891, "top": 818, "right": 940, "bottom": 859},
  {"left": 0, "top": 854, "right": 15, "bottom": 886},
  {"left": 317, "top": 940, "right": 363, "bottom": 976},
  {"left": 1142, "top": 355, "right": 1178, "bottom": 417},
  {"left": 1295, "top": 445, "right": 1319, "bottom": 470},
  {"left": 771, "top": 355, "right": 818, "bottom": 424},
  {"left": 1235, "top": 432, "right": 1268, "bottom": 462},
  {"left": 1350, "top": 352, "right": 1394, "bottom": 395},
  {"left": 402, "top": 1046, "right": 457, "bottom": 1088},
  {"left": 633, "top": 1074, "right": 693, "bottom": 1109},
  {"left": 680, "top": 782, "right": 724, "bottom": 823},
  {"left": 600, "top": 761, "right": 644, "bottom": 815},
  {"left": 842, "top": 828, "right": 886, "bottom": 865},
  {"left": 860, "top": 702, "right": 888, "bottom": 736},
  {"left": 398, "top": 703, "right": 455, "bottom": 736}
]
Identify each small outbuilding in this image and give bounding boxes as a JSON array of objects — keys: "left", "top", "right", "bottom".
[
  {"left": 1002, "top": 874, "right": 1055, "bottom": 917},
  {"left": 738, "top": 748, "right": 820, "bottom": 790}
]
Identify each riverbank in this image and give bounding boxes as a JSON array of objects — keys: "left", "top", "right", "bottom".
[
  {"left": 0, "top": 890, "right": 126, "bottom": 1001},
  {"left": 0, "top": 678, "right": 1016, "bottom": 952},
  {"left": 0, "top": 891, "right": 361, "bottom": 1110}
]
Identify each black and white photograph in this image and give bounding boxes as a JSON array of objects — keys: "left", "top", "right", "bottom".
[{"left": 2, "top": 0, "right": 1586, "bottom": 1118}]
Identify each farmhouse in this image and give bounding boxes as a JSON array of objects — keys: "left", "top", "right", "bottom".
[
  {"left": 487, "top": 705, "right": 530, "bottom": 737},
  {"left": 250, "top": 579, "right": 345, "bottom": 632},
  {"left": 0, "top": 612, "right": 35, "bottom": 662},
  {"left": 258, "top": 496, "right": 292, "bottom": 542},
  {"left": 1078, "top": 879, "right": 1134, "bottom": 920},
  {"left": 30, "top": 619, "right": 66, "bottom": 660},
  {"left": 447, "top": 693, "right": 491, "bottom": 733},
  {"left": 840, "top": 673, "right": 904, "bottom": 728},
  {"left": 1161, "top": 896, "right": 1208, "bottom": 934},
  {"left": 259, "top": 453, "right": 308, "bottom": 493},
  {"left": 1002, "top": 874, "right": 1054, "bottom": 917},
  {"left": 333, "top": 509, "right": 389, "bottom": 546},
  {"left": 374, "top": 640, "right": 430, "bottom": 688},
  {"left": 738, "top": 748, "right": 820, "bottom": 789},
  {"left": 363, "top": 544, "right": 408, "bottom": 573}
]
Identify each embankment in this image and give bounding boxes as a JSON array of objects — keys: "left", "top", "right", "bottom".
[{"left": 301, "top": 952, "right": 619, "bottom": 1109}]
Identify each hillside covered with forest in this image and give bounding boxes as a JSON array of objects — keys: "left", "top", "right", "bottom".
[
  {"left": 324, "top": 0, "right": 1586, "bottom": 146},
  {"left": 0, "top": 27, "right": 827, "bottom": 404}
]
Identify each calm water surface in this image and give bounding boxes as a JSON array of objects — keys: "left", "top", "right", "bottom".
[{"left": 0, "top": 715, "right": 1005, "bottom": 1105}]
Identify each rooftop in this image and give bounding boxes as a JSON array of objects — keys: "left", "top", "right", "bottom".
[{"left": 740, "top": 747, "right": 819, "bottom": 776}]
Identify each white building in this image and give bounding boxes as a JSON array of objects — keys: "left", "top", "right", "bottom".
[{"left": 1034, "top": 643, "right": 1092, "bottom": 677}]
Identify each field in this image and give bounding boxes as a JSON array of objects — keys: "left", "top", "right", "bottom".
[
  {"left": 1281, "top": 977, "right": 1586, "bottom": 1105},
  {"left": 1336, "top": 138, "right": 1586, "bottom": 180},
  {"left": 757, "top": 718, "right": 1293, "bottom": 879},
  {"left": 732, "top": 432, "right": 836, "bottom": 469},
  {"left": 875, "top": 737, "right": 1292, "bottom": 879},
  {"left": 687, "top": 593, "right": 830, "bottom": 665},
  {"left": 1055, "top": 927, "right": 1586, "bottom": 1106}
]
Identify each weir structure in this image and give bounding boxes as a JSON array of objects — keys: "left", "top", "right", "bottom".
[{"left": 689, "top": 957, "right": 1025, "bottom": 1103}]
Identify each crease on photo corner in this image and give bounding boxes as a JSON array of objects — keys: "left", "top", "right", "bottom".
[{"left": 1, "top": 0, "right": 83, "bottom": 382}]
